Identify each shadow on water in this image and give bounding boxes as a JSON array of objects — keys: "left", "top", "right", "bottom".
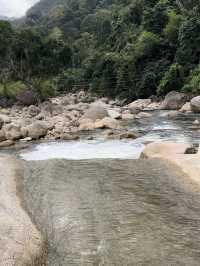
[{"left": 22, "top": 159, "right": 200, "bottom": 266}]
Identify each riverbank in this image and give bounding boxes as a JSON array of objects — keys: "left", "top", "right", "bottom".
[{"left": 0, "top": 90, "right": 199, "bottom": 148}]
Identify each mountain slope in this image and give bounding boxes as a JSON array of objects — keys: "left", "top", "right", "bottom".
[{"left": 1, "top": 0, "right": 200, "bottom": 101}]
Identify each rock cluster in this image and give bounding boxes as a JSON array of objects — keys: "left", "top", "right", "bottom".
[
  {"left": 0, "top": 91, "right": 147, "bottom": 147},
  {"left": 0, "top": 90, "right": 199, "bottom": 147}
]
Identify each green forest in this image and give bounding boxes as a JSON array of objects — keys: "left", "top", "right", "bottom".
[{"left": 1, "top": 0, "right": 200, "bottom": 104}]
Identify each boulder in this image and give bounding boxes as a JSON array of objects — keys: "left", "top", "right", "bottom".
[
  {"left": 141, "top": 142, "right": 200, "bottom": 185},
  {"left": 190, "top": 96, "right": 200, "bottom": 113},
  {"left": 0, "top": 97, "right": 15, "bottom": 108},
  {"left": 0, "top": 130, "right": 6, "bottom": 142},
  {"left": 179, "top": 102, "right": 191, "bottom": 113},
  {"left": 28, "top": 105, "right": 40, "bottom": 117},
  {"left": 41, "top": 101, "right": 53, "bottom": 115},
  {"left": 160, "top": 91, "right": 188, "bottom": 110},
  {"left": 141, "top": 142, "right": 189, "bottom": 159},
  {"left": 184, "top": 144, "right": 199, "bottom": 154},
  {"left": 160, "top": 111, "right": 180, "bottom": 119},
  {"left": 23, "top": 121, "right": 53, "bottom": 139},
  {"left": 135, "top": 112, "right": 152, "bottom": 119},
  {"left": 3, "top": 123, "right": 22, "bottom": 140},
  {"left": 0, "top": 140, "right": 14, "bottom": 147},
  {"left": 193, "top": 120, "right": 200, "bottom": 126},
  {"left": 169, "top": 111, "right": 180, "bottom": 119},
  {"left": 121, "top": 113, "right": 135, "bottom": 120},
  {"left": 35, "top": 113, "right": 45, "bottom": 120},
  {"left": 95, "top": 117, "right": 119, "bottom": 129},
  {"left": 122, "top": 109, "right": 132, "bottom": 115},
  {"left": 144, "top": 102, "right": 161, "bottom": 111},
  {"left": 79, "top": 119, "right": 95, "bottom": 131},
  {"left": 108, "top": 109, "right": 121, "bottom": 119},
  {"left": 20, "top": 137, "right": 32, "bottom": 142},
  {"left": 127, "top": 99, "right": 151, "bottom": 111},
  {"left": 119, "top": 131, "right": 138, "bottom": 139},
  {"left": 51, "top": 105, "right": 64, "bottom": 116},
  {"left": 0, "top": 114, "right": 11, "bottom": 124},
  {"left": 16, "top": 90, "right": 38, "bottom": 106},
  {"left": 82, "top": 104, "right": 108, "bottom": 121},
  {"left": 61, "top": 133, "right": 79, "bottom": 141}
]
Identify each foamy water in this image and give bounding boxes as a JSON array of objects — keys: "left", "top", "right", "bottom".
[
  {"left": 19, "top": 110, "right": 200, "bottom": 161},
  {"left": 20, "top": 140, "right": 145, "bottom": 161}
]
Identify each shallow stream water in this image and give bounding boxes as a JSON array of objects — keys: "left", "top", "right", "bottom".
[
  {"left": 16, "top": 111, "right": 200, "bottom": 265},
  {"left": 23, "top": 159, "right": 200, "bottom": 266},
  {"left": 20, "top": 111, "right": 200, "bottom": 161}
]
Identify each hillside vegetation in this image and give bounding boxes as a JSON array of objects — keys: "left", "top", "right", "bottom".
[{"left": 0, "top": 0, "right": 200, "bottom": 103}]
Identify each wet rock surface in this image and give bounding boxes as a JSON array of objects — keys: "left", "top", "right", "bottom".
[
  {"left": 22, "top": 159, "right": 200, "bottom": 266},
  {"left": 0, "top": 156, "right": 46, "bottom": 266},
  {"left": 0, "top": 91, "right": 199, "bottom": 147},
  {"left": 160, "top": 91, "right": 188, "bottom": 110}
]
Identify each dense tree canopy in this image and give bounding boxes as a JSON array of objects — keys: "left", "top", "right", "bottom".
[{"left": 1, "top": 0, "right": 200, "bottom": 102}]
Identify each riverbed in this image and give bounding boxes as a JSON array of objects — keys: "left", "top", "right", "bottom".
[
  {"left": 2, "top": 110, "right": 200, "bottom": 265},
  {"left": 19, "top": 110, "right": 200, "bottom": 161},
  {"left": 22, "top": 159, "right": 200, "bottom": 265}
]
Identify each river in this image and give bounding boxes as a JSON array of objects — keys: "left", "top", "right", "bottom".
[
  {"left": 20, "top": 110, "right": 200, "bottom": 161},
  {"left": 22, "top": 159, "right": 200, "bottom": 265},
  {"left": 4, "top": 110, "right": 200, "bottom": 265}
]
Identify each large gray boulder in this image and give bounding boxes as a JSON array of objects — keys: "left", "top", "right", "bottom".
[
  {"left": 95, "top": 117, "right": 120, "bottom": 129},
  {"left": 190, "top": 96, "right": 200, "bottom": 113},
  {"left": 28, "top": 105, "right": 40, "bottom": 117},
  {"left": 127, "top": 99, "right": 151, "bottom": 111},
  {"left": 82, "top": 104, "right": 108, "bottom": 122},
  {"left": 79, "top": 119, "right": 95, "bottom": 131},
  {"left": 22, "top": 121, "right": 53, "bottom": 139},
  {"left": 16, "top": 89, "right": 38, "bottom": 106},
  {"left": 160, "top": 91, "right": 188, "bottom": 110},
  {"left": 0, "top": 114, "right": 11, "bottom": 124},
  {"left": 108, "top": 109, "right": 121, "bottom": 119},
  {"left": 3, "top": 123, "right": 22, "bottom": 140},
  {"left": 0, "top": 140, "right": 14, "bottom": 147},
  {"left": 179, "top": 102, "right": 191, "bottom": 113}
]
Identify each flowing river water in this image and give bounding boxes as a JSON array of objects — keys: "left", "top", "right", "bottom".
[
  {"left": 22, "top": 159, "right": 200, "bottom": 265},
  {"left": 6, "top": 111, "right": 200, "bottom": 265},
  {"left": 20, "top": 111, "right": 200, "bottom": 161}
]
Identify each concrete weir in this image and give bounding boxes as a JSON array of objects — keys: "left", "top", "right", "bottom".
[{"left": 0, "top": 155, "right": 46, "bottom": 266}]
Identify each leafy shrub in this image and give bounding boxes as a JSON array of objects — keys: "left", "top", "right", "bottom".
[
  {"left": 0, "top": 81, "right": 27, "bottom": 99},
  {"left": 30, "top": 78, "right": 57, "bottom": 100},
  {"left": 182, "top": 65, "right": 200, "bottom": 94},
  {"left": 158, "top": 63, "right": 184, "bottom": 95},
  {"left": 54, "top": 68, "right": 85, "bottom": 92},
  {"left": 134, "top": 31, "right": 161, "bottom": 59},
  {"left": 177, "top": 16, "right": 200, "bottom": 67},
  {"left": 164, "top": 10, "right": 182, "bottom": 44},
  {"left": 142, "top": 0, "right": 169, "bottom": 34}
]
